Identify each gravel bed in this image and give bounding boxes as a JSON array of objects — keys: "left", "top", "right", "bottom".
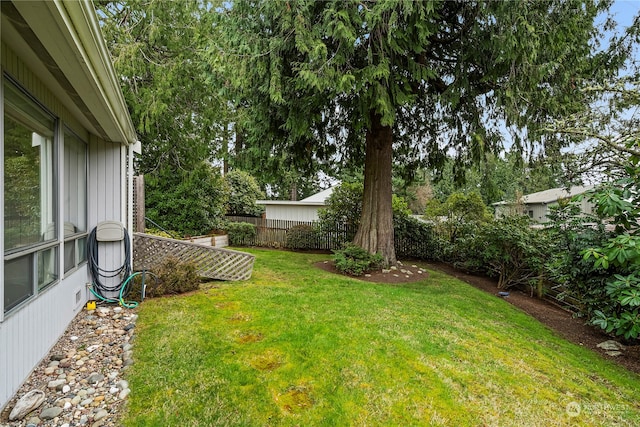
[{"left": 0, "top": 304, "right": 137, "bottom": 427}]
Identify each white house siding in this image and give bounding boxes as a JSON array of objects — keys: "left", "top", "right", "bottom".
[
  {"left": 264, "top": 204, "right": 324, "bottom": 222},
  {"left": 0, "top": 267, "right": 87, "bottom": 410},
  {"left": 87, "top": 136, "right": 129, "bottom": 299},
  {"left": 526, "top": 199, "right": 595, "bottom": 223},
  {"left": 526, "top": 204, "right": 549, "bottom": 222},
  {"left": 0, "top": 42, "right": 132, "bottom": 408}
]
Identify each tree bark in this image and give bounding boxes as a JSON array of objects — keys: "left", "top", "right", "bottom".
[{"left": 353, "top": 111, "right": 397, "bottom": 267}]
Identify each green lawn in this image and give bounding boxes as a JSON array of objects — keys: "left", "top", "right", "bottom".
[{"left": 122, "top": 249, "right": 640, "bottom": 426}]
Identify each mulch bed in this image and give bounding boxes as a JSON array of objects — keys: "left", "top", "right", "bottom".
[{"left": 315, "top": 259, "right": 640, "bottom": 375}]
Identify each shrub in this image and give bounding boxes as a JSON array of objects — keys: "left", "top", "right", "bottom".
[
  {"left": 318, "top": 182, "right": 363, "bottom": 243},
  {"left": 544, "top": 201, "right": 610, "bottom": 313},
  {"left": 393, "top": 215, "right": 441, "bottom": 260},
  {"left": 225, "top": 222, "right": 257, "bottom": 246},
  {"left": 581, "top": 178, "right": 640, "bottom": 340},
  {"left": 145, "top": 228, "right": 181, "bottom": 239},
  {"left": 145, "top": 256, "right": 200, "bottom": 297},
  {"left": 286, "top": 224, "right": 319, "bottom": 250},
  {"left": 424, "top": 191, "right": 491, "bottom": 243},
  {"left": 454, "top": 216, "right": 549, "bottom": 290},
  {"left": 224, "top": 170, "right": 265, "bottom": 217},
  {"left": 478, "top": 216, "right": 550, "bottom": 290},
  {"left": 146, "top": 162, "right": 229, "bottom": 236},
  {"left": 333, "top": 244, "right": 383, "bottom": 276},
  {"left": 440, "top": 221, "right": 483, "bottom": 266}
]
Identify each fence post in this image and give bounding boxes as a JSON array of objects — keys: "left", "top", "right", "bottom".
[{"left": 134, "top": 175, "right": 145, "bottom": 232}]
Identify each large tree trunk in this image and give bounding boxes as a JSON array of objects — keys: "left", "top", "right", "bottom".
[{"left": 353, "top": 111, "right": 397, "bottom": 267}]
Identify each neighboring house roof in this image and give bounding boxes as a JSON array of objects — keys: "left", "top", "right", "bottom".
[
  {"left": 493, "top": 185, "right": 595, "bottom": 206},
  {"left": 1, "top": 0, "right": 137, "bottom": 146},
  {"left": 258, "top": 186, "right": 336, "bottom": 206},
  {"left": 300, "top": 187, "right": 335, "bottom": 203}
]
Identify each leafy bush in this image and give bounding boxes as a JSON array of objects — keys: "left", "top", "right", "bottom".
[
  {"left": 544, "top": 201, "right": 610, "bottom": 313},
  {"left": 439, "top": 220, "right": 483, "bottom": 265},
  {"left": 145, "top": 256, "right": 200, "bottom": 297},
  {"left": 333, "top": 244, "right": 383, "bottom": 276},
  {"left": 477, "top": 216, "right": 550, "bottom": 290},
  {"left": 145, "top": 228, "right": 181, "bottom": 239},
  {"left": 424, "top": 191, "right": 491, "bottom": 243},
  {"left": 146, "top": 162, "right": 229, "bottom": 236},
  {"left": 451, "top": 216, "right": 549, "bottom": 291},
  {"left": 393, "top": 215, "right": 441, "bottom": 260},
  {"left": 225, "top": 222, "right": 257, "bottom": 246},
  {"left": 286, "top": 224, "right": 319, "bottom": 250},
  {"left": 225, "top": 170, "right": 265, "bottom": 217},
  {"left": 575, "top": 166, "right": 640, "bottom": 340},
  {"left": 318, "top": 182, "right": 363, "bottom": 244}
]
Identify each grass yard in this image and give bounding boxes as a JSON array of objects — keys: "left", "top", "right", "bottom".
[{"left": 122, "top": 249, "right": 640, "bottom": 426}]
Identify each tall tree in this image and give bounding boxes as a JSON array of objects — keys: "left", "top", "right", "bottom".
[
  {"left": 218, "top": 1, "right": 622, "bottom": 265},
  {"left": 96, "top": 0, "right": 228, "bottom": 174},
  {"left": 430, "top": 151, "right": 567, "bottom": 206},
  {"left": 545, "top": 76, "right": 640, "bottom": 182}
]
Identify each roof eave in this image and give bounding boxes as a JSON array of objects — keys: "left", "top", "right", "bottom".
[{"left": 7, "top": 0, "right": 137, "bottom": 144}]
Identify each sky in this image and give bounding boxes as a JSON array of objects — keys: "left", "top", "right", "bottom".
[{"left": 610, "top": 0, "right": 640, "bottom": 28}]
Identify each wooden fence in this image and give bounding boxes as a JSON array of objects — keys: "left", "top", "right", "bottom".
[
  {"left": 133, "top": 175, "right": 145, "bottom": 233},
  {"left": 225, "top": 216, "right": 353, "bottom": 250},
  {"left": 224, "top": 216, "right": 437, "bottom": 258}
]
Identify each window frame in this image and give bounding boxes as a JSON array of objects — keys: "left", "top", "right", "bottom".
[
  {"left": 3, "top": 74, "right": 61, "bottom": 317},
  {"left": 62, "top": 126, "right": 88, "bottom": 275}
]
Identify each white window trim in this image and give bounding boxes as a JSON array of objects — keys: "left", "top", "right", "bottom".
[
  {"left": 1, "top": 75, "right": 5, "bottom": 322},
  {"left": 2, "top": 75, "right": 60, "bottom": 319},
  {"left": 62, "top": 126, "right": 88, "bottom": 277}
]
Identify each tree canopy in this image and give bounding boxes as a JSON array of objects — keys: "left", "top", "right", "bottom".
[
  {"left": 96, "top": 0, "right": 229, "bottom": 174},
  {"left": 217, "top": 0, "right": 625, "bottom": 265}
]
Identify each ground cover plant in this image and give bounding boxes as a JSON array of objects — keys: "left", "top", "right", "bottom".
[{"left": 122, "top": 249, "right": 640, "bottom": 426}]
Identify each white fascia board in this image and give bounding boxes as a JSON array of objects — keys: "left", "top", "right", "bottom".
[{"left": 54, "top": 0, "right": 137, "bottom": 144}]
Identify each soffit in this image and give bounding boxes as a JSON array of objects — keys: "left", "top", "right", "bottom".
[{"left": 1, "top": 1, "right": 136, "bottom": 144}]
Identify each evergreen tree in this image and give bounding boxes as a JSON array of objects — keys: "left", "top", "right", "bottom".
[
  {"left": 96, "top": 0, "right": 229, "bottom": 173},
  {"left": 218, "top": 0, "right": 623, "bottom": 266}
]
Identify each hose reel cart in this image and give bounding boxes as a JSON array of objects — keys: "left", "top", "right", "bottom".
[{"left": 87, "top": 221, "right": 153, "bottom": 308}]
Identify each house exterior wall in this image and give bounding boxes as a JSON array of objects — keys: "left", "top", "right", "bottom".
[
  {"left": 0, "top": 43, "right": 129, "bottom": 409},
  {"left": 525, "top": 203, "right": 549, "bottom": 222},
  {"left": 495, "top": 196, "right": 596, "bottom": 223},
  {"left": 525, "top": 198, "right": 596, "bottom": 223},
  {"left": 264, "top": 204, "right": 324, "bottom": 222}
]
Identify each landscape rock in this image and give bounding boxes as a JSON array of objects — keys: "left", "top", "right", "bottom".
[
  {"left": 87, "top": 373, "right": 105, "bottom": 384},
  {"left": 0, "top": 305, "right": 136, "bottom": 426},
  {"left": 39, "top": 407, "right": 63, "bottom": 420},
  {"left": 9, "top": 390, "right": 45, "bottom": 421},
  {"left": 94, "top": 409, "right": 109, "bottom": 421},
  {"left": 47, "top": 379, "right": 66, "bottom": 389},
  {"left": 597, "top": 340, "right": 626, "bottom": 351}
]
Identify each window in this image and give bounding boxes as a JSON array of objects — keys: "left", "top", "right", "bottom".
[
  {"left": 63, "top": 129, "right": 87, "bottom": 273},
  {"left": 4, "top": 77, "right": 58, "bottom": 314}
]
